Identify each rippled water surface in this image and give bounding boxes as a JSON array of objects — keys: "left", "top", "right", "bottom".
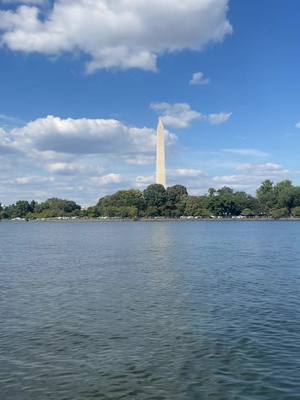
[{"left": 1, "top": 221, "right": 300, "bottom": 399}]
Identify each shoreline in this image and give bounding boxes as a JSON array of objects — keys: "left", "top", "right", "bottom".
[{"left": 3, "top": 217, "right": 300, "bottom": 222}]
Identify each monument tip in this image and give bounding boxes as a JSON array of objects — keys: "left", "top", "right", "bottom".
[{"left": 158, "top": 118, "right": 164, "bottom": 129}]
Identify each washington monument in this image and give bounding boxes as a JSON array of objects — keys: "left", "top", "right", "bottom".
[{"left": 156, "top": 119, "right": 166, "bottom": 187}]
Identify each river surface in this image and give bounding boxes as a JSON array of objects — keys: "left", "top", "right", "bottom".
[{"left": 0, "top": 221, "right": 300, "bottom": 400}]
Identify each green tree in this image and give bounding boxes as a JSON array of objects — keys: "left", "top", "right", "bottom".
[
  {"left": 208, "top": 188, "right": 216, "bottom": 198},
  {"left": 116, "top": 206, "right": 138, "bottom": 218},
  {"left": 274, "top": 180, "right": 295, "bottom": 211},
  {"left": 3, "top": 200, "right": 34, "bottom": 218},
  {"left": 241, "top": 208, "right": 256, "bottom": 217},
  {"left": 292, "top": 206, "right": 300, "bottom": 217},
  {"left": 234, "top": 191, "right": 259, "bottom": 215},
  {"left": 256, "top": 180, "right": 276, "bottom": 214},
  {"left": 144, "top": 206, "right": 160, "bottom": 217},
  {"left": 166, "top": 185, "right": 188, "bottom": 205},
  {"left": 143, "top": 184, "right": 167, "bottom": 216},
  {"left": 165, "top": 185, "right": 188, "bottom": 217},
  {"left": 292, "top": 187, "right": 300, "bottom": 207},
  {"left": 270, "top": 208, "right": 289, "bottom": 219},
  {"left": 85, "top": 206, "right": 99, "bottom": 218},
  {"left": 209, "top": 187, "right": 240, "bottom": 217},
  {"left": 96, "top": 190, "right": 144, "bottom": 217},
  {"left": 34, "top": 198, "right": 81, "bottom": 218},
  {"left": 184, "top": 196, "right": 210, "bottom": 217}
]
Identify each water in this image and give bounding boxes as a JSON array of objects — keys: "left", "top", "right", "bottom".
[{"left": 0, "top": 220, "right": 300, "bottom": 400}]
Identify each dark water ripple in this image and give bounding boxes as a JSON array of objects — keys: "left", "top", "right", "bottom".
[{"left": 0, "top": 221, "right": 300, "bottom": 399}]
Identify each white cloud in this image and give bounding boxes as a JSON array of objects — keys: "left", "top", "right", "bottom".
[
  {"left": 124, "top": 155, "right": 155, "bottom": 165},
  {"left": 15, "top": 176, "right": 54, "bottom": 184},
  {"left": 295, "top": 122, "right": 300, "bottom": 129},
  {"left": 46, "top": 162, "right": 101, "bottom": 175},
  {"left": 151, "top": 102, "right": 231, "bottom": 128},
  {"left": 0, "top": 143, "right": 16, "bottom": 155},
  {"left": 2, "top": 113, "right": 299, "bottom": 205},
  {"left": 212, "top": 174, "right": 273, "bottom": 188},
  {"left": 170, "top": 168, "right": 204, "bottom": 177},
  {"left": 0, "top": 127, "right": 19, "bottom": 154},
  {"left": 235, "top": 163, "right": 289, "bottom": 176},
  {"left": 208, "top": 112, "right": 232, "bottom": 125},
  {"left": 7, "top": 115, "right": 176, "bottom": 155},
  {"left": 222, "top": 148, "right": 269, "bottom": 158},
  {"left": 212, "top": 174, "right": 260, "bottom": 187},
  {"left": 0, "top": 0, "right": 232, "bottom": 72},
  {"left": 189, "top": 71, "right": 210, "bottom": 85},
  {"left": 46, "top": 162, "right": 82, "bottom": 174},
  {"left": 90, "top": 173, "right": 123, "bottom": 186},
  {"left": 0, "top": 115, "right": 179, "bottom": 203},
  {"left": 213, "top": 175, "right": 244, "bottom": 184},
  {"left": 209, "top": 162, "right": 294, "bottom": 192},
  {"left": 136, "top": 175, "right": 154, "bottom": 185},
  {"left": 151, "top": 102, "right": 203, "bottom": 128}
]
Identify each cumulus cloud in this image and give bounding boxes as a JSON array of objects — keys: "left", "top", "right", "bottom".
[
  {"left": 124, "top": 155, "right": 155, "bottom": 165},
  {"left": 0, "top": 0, "right": 232, "bottom": 72},
  {"left": 6, "top": 115, "right": 176, "bottom": 156},
  {"left": 0, "top": 127, "right": 19, "bottom": 154},
  {"left": 46, "top": 162, "right": 102, "bottom": 175},
  {"left": 151, "top": 102, "right": 232, "bottom": 128},
  {"left": 0, "top": 142, "right": 17, "bottom": 155},
  {"left": 210, "top": 172, "right": 290, "bottom": 190},
  {"left": 14, "top": 176, "right": 54, "bottom": 184},
  {"left": 235, "top": 163, "right": 289, "bottom": 176},
  {"left": 90, "top": 173, "right": 123, "bottom": 186},
  {"left": 135, "top": 175, "right": 154, "bottom": 188},
  {"left": 0, "top": 115, "right": 180, "bottom": 202},
  {"left": 2, "top": 113, "right": 298, "bottom": 205},
  {"left": 151, "top": 102, "right": 203, "bottom": 129},
  {"left": 208, "top": 112, "right": 232, "bottom": 125},
  {"left": 209, "top": 162, "right": 293, "bottom": 192},
  {"left": 170, "top": 168, "right": 204, "bottom": 177},
  {"left": 189, "top": 71, "right": 210, "bottom": 85},
  {"left": 212, "top": 175, "right": 257, "bottom": 186}
]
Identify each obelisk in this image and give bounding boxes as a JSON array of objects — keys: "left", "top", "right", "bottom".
[{"left": 156, "top": 119, "right": 166, "bottom": 187}]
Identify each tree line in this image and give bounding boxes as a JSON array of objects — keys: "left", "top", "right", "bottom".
[
  {"left": 2, "top": 180, "right": 300, "bottom": 220},
  {"left": 0, "top": 198, "right": 81, "bottom": 220}
]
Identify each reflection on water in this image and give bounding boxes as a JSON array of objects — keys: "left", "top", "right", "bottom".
[{"left": 0, "top": 220, "right": 300, "bottom": 399}]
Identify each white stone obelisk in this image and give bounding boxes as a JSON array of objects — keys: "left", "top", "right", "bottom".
[{"left": 156, "top": 119, "right": 166, "bottom": 187}]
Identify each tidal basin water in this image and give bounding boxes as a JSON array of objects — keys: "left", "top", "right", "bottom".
[{"left": 1, "top": 221, "right": 300, "bottom": 400}]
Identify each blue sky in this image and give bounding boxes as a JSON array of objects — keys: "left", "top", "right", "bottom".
[{"left": 1, "top": 0, "right": 300, "bottom": 205}]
